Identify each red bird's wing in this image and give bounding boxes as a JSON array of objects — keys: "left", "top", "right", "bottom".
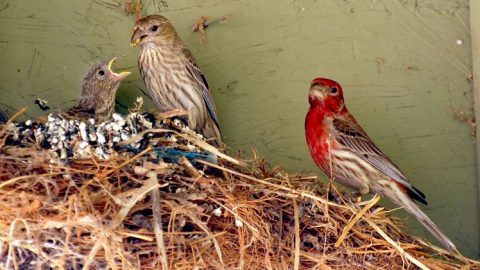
[
  {"left": 332, "top": 117, "right": 427, "bottom": 204},
  {"left": 183, "top": 48, "right": 220, "bottom": 129}
]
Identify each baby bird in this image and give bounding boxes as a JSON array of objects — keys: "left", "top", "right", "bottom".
[{"left": 63, "top": 58, "right": 130, "bottom": 122}]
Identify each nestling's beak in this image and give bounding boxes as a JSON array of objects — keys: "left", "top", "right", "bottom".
[
  {"left": 108, "top": 57, "right": 131, "bottom": 80},
  {"left": 131, "top": 28, "right": 147, "bottom": 47}
]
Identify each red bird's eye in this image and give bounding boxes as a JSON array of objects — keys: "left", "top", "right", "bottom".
[{"left": 329, "top": 87, "right": 338, "bottom": 94}]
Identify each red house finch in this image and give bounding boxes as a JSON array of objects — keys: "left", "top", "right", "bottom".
[
  {"left": 130, "top": 15, "right": 223, "bottom": 147},
  {"left": 63, "top": 58, "right": 130, "bottom": 122},
  {"left": 305, "top": 78, "right": 457, "bottom": 252}
]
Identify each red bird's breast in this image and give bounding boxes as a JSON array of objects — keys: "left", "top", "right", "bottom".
[{"left": 305, "top": 106, "right": 332, "bottom": 176}]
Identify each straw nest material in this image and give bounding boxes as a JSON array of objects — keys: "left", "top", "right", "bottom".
[{"left": 0, "top": 110, "right": 479, "bottom": 270}]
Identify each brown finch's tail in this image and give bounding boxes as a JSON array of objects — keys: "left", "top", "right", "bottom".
[
  {"left": 0, "top": 110, "right": 8, "bottom": 124},
  {"left": 387, "top": 185, "right": 458, "bottom": 253},
  {"left": 201, "top": 120, "right": 224, "bottom": 149}
]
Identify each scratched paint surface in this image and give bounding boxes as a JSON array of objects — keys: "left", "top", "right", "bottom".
[{"left": 0, "top": 0, "right": 477, "bottom": 258}]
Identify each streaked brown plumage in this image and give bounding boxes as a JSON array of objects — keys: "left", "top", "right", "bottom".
[
  {"left": 63, "top": 58, "right": 130, "bottom": 123},
  {"left": 131, "top": 15, "right": 223, "bottom": 147}
]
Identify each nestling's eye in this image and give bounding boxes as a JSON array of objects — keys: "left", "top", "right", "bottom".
[
  {"left": 329, "top": 87, "right": 338, "bottom": 94},
  {"left": 150, "top": 25, "right": 159, "bottom": 32},
  {"left": 98, "top": 70, "right": 105, "bottom": 76}
]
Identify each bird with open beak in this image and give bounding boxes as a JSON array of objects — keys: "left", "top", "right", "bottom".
[
  {"left": 131, "top": 15, "right": 223, "bottom": 148},
  {"left": 62, "top": 58, "right": 131, "bottom": 123}
]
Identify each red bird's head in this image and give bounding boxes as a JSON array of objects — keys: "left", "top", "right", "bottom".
[{"left": 308, "top": 78, "right": 345, "bottom": 113}]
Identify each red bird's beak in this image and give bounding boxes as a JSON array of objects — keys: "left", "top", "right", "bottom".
[
  {"left": 309, "top": 86, "right": 326, "bottom": 100},
  {"left": 131, "top": 29, "right": 147, "bottom": 47}
]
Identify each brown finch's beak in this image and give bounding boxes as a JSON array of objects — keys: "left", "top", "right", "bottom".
[
  {"left": 108, "top": 57, "right": 131, "bottom": 80},
  {"left": 131, "top": 28, "right": 146, "bottom": 47}
]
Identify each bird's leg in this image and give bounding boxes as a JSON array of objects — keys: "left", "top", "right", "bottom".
[
  {"left": 354, "top": 192, "right": 362, "bottom": 204},
  {"left": 355, "top": 182, "right": 370, "bottom": 203},
  {"left": 359, "top": 182, "right": 370, "bottom": 194}
]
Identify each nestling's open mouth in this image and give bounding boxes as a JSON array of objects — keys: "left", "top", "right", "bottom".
[{"left": 108, "top": 57, "right": 131, "bottom": 80}]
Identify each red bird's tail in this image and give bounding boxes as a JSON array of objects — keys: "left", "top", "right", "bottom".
[{"left": 389, "top": 185, "right": 458, "bottom": 252}]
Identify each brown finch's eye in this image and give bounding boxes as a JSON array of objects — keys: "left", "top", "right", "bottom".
[
  {"left": 150, "top": 25, "right": 159, "bottom": 32},
  {"left": 330, "top": 87, "right": 338, "bottom": 94},
  {"left": 98, "top": 70, "right": 105, "bottom": 76}
]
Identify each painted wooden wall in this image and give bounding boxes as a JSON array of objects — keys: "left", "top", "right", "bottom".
[{"left": 0, "top": 0, "right": 478, "bottom": 258}]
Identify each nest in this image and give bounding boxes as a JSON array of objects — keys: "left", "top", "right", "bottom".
[{"left": 0, "top": 110, "right": 478, "bottom": 270}]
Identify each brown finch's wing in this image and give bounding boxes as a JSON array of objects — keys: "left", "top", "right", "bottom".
[
  {"left": 332, "top": 117, "right": 427, "bottom": 204},
  {"left": 183, "top": 48, "right": 220, "bottom": 128}
]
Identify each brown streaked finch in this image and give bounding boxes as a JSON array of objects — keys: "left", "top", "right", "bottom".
[
  {"left": 305, "top": 77, "right": 457, "bottom": 252},
  {"left": 63, "top": 58, "right": 130, "bottom": 123},
  {"left": 130, "top": 15, "right": 223, "bottom": 147}
]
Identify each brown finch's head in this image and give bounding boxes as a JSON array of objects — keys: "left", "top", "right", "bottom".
[
  {"left": 131, "top": 15, "right": 177, "bottom": 47},
  {"left": 81, "top": 57, "right": 131, "bottom": 100},
  {"left": 308, "top": 78, "right": 345, "bottom": 113}
]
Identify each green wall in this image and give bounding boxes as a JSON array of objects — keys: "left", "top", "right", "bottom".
[{"left": 0, "top": 0, "right": 478, "bottom": 258}]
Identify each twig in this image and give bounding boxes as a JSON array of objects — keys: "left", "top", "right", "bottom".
[
  {"left": 292, "top": 197, "right": 300, "bottom": 270},
  {"left": 335, "top": 195, "right": 381, "bottom": 247},
  {"left": 175, "top": 204, "right": 226, "bottom": 269},
  {"left": 0, "top": 173, "right": 64, "bottom": 189},
  {"left": 366, "top": 219, "right": 429, "bottom": 270},
  {"left": 210, "top": 198, "right": 260, "bottom": 238},
  {"left": 176, "top": 132, "right": 239, "bottom": 165},
  {"left": 148, "top": 172, "right": 168, "bottom": 270},
  {"left": 285, "top": 174, "right": 300, "bottom": 270},
  {"left": 99, "top": 146, "right": 152, "bottom": 177},
  {"left": 82, "top": 237, "right": 103, "bottom": 270},
  {"left": 112, "top": 177, "right": 161, "bottom": 227},
  {"left": 2, "top": 107, "right": 27, "bottom": 125},
  {"left": 124, "top": 0, "right": 142, "bottom": 20},
  {"left": 6, "top": 219, "right": 31, "bottom": 270},
  {"left": 118, "top": 231, "right": 154, "bottom": 241},
  {"left": 118, "top": 128, "right": 241, "bottom": 165},
  {"left": 196, "top": 159, "right": 346, "bottom": 209},
  {"left": 192, "top": 16, "right": 209, "bottom": 44},
  {"left": 191, "top": 16, "right": 228, "bottom": 45},
  {"left": 0, "top": 107, "right": 28, "bottom": 147}
]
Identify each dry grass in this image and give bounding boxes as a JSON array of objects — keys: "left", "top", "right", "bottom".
[{"left": 0, "top": 114, "right": 479, "bottom": 269}]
